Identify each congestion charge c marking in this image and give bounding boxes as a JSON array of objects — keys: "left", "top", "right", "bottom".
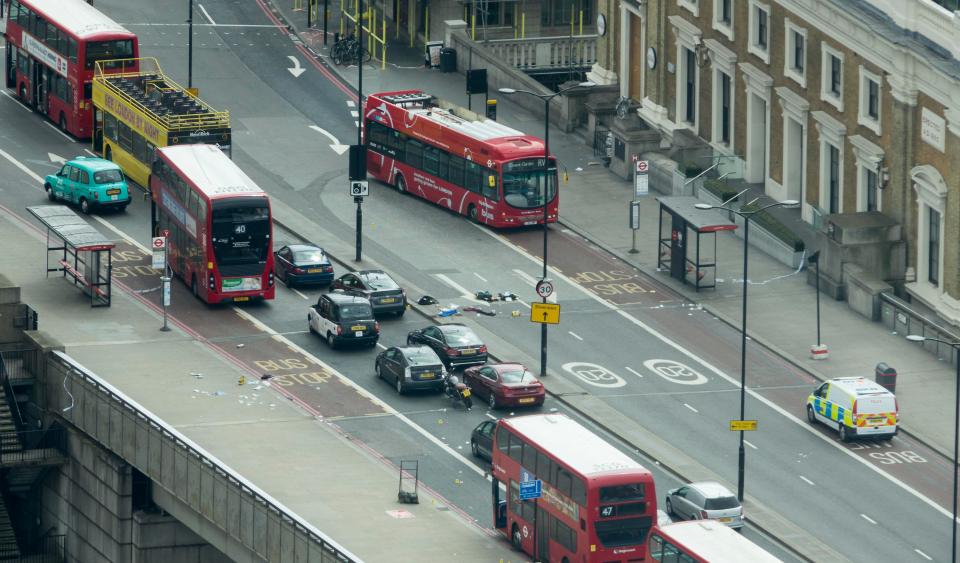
[
  {"left": 642, "top": 359, "right": 708, "bottom": 385},
  {"left": 562, "top": 362, "right": 627, "bottom": 388}
]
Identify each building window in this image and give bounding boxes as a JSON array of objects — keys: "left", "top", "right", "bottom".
[
  {"left": 748, "top": 1, "right": 770, "bottom": 64},
  {"left": 866, "top": 168, "right": 878, "bottom": 212},
  {"left": 712, "top": 0, "right": 733, "bottom": 39},
  {"left": 928, "top": 208, "right": 940, "bottom": 286},
  {"left": 678, "top": 0, "right": 699, "bottom": 17},
  {"left": 721, "top": 72, "right": 731, "bottom": 144},
  {"left": 541, "top": 0, "right": 592, "bottom": 27},
  {"left": 465, "top": 1, "right": 516, "bottom": 27},
  {"left": 685, "top": 48, "right": 696, "bottom": 124},
  {"left": 820, "top": 45, "right": 844, "bottom": 111},
  {"left": 828, "top": 145, "right": 840, "bottom": 214},
  {"left": 784, "top": 20, "right": 806, "bottom": 87},
  {"left": 858, "top": 67, "right": 882, "bottom": 135}
]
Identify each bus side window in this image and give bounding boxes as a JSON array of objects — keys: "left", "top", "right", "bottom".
[
  {"left": 68, "top": 38, "right": 78, "bottom": 64},
  {"left": 406, "top": 139, "right": 423, "bottom": 169},
  {"left": 521, "top": 437, "right": 536, "bottom": 469},
  {"left": 388, "top": 130, "right": 405, "bottom": 160},
  {"left": 465, "top": 161, "right": 482, "bottom": 193},
  {"left": 104, "top": 113, "right": 118, "bottom": 143},
  {"left": 496, "top": 425, "right": 509, "bottom": 453},
  {"left": 507, "top": 431, "right": 523, "bottom": 462},
  {"left": 483, "top": 174, "right": 498, "bottom": 200},
  {"left": 649, "top": 535, "right": 664, "bottom": 561},
  {"left": 448, "top": 156, "right": 464, "bottom": 187}
]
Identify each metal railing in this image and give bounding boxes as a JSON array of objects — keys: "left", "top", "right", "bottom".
[
  {"left": 2, "top": 533, "right": 65, "bottom": 562},
  {"left": 880, "top": 292, "right": 960, "bottom": 366},
  {"left": 484, "top": 34, "right": 597, "bottom": 70},
  {"left": 48, "top": 351, "right": 359, "bottom": 563},
  {"left": 0, "top": 426, "right": 67, "bottom": 466}
]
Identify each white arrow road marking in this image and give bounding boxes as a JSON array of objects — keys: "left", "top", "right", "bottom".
[
  {"left": 287, "top": 55, "right": 306, "bottom": 78},
  {"left": 308, "top": 125, "right": 350, "bottom": 155},
  {"left": 48, "top": 153, "right": 66, "bottom": 165}
]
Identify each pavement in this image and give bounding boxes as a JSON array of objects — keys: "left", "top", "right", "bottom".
[{"left": 269, "top": 3, "right": 956, "bottom": 461}]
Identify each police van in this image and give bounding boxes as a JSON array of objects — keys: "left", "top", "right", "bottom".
[{"left": 806, "top": 377, "right": 898, "bottom": 441}]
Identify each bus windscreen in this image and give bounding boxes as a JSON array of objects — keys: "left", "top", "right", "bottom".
[
  {"left": 502, "top": 168, "right": 557, "bottom": 209},
  {"left": 211, "top": 199, "right": 270, "bottom": 266},
  {"left": 86, "top": 40, "right": 135, "bottom": 69}
]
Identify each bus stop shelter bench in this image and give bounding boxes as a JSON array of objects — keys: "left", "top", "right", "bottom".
[{"left": 27, "top": 205, "right": 114, "bottom": 307}]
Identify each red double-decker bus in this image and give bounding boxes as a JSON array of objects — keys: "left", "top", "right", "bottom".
[
  {"left": 150, "top": 144, "right": 275, "bottom": 304},
  {"left": 3, "top": 0, "right": 138, "bottom": 138},
  {"left": 364, "top": 90, "right": 558, "bottom": 228},
  {"left": 490, "top": 413, "right": 658, "bottom": 562},
  {"left": 649, "top": 520, "right": 782, "bottom": 562}
]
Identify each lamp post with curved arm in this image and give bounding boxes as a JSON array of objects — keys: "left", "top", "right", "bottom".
[
  {"left": 498, "top": 81, "right": 594, "bottom": 380},
  {"left": 906, "top": 334, "right": 959, "bottom": 563},
  {"left": 695, "top": 197, "right": 799, "bottom": 501}
]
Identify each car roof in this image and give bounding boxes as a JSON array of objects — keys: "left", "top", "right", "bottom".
[
  {"left": 67, "top": 157, "right": 120, "bottom": 172},
  {"left": 829, "top": 377, "right": 892, "bottom": 396},
  {"left": 490, "top": 363, "right": 525, "bottom": 371},
  {"left": 287, "top": 244, "right": 322, "bottom": 252},
  {"left": 688, "top": 481, "right": 736, "bottom": 499},
  {"left": 397, "top": 345, "right": 437, "bottom": 356},
  {"left": 437, "top": 323, "right": 469, "bottom": 331},
  {"left": 326, "top": 292, "right": 370, "bottom": 304},
  {"left": 357, "top": 269, "right": 387, "bottom": 276}
]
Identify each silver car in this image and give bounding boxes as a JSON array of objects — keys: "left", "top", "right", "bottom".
[{"left": 664, "top": 481, "right": 743, "bottom": 529}]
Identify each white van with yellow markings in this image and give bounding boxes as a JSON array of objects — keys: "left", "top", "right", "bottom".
[{"left": 806, "top": 377, "right": 898, "bottom": 442}]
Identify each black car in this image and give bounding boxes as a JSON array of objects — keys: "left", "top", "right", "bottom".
[
  {"left": 275, "top": 244, "right": 334, "bottom": 287},
  {"left": 470, "top": 420, "right": 496, "bottom": 460},
  {"left": 307, "top": 292, "right": 380, "bottom": 349},
  {"left": 406, "top": 324, "right": 487, "bottom": 369},
  {"left": 375, "top": 346, "right": 446, "bottom": 394},
  {"left": 330, "top": 270, "right": 406, "bottom": 316}
]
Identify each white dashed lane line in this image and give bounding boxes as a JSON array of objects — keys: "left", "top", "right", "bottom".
[
  {"left": 799, "top": 475, "right": 815, "bottom": 486},
  {"left": 915, "top": 549, "right": 932, "bottom": 561},
  {"left": 860, "top": 514, "right": 877, "bottom": 525},
  {"left": 625, "top": 366, "right": 644, "bottom": 378},
  {"left": 683, "top": 403, "right": 698, "bottom": 413},
  {"left": 568, "top": 331, "right": 583, "bottom": 341},
  {"left": 743, "top": 440, "right": 758, "bottom": 450}
]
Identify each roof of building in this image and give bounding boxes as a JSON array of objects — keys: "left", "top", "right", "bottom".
[
  {"left": 157, "top": 145, "right": 264, "bottom": 200},
  {"left": 24, "top": 0, "right": 133, "bottom": 39}
]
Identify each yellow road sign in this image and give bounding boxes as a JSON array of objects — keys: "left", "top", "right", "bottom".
[
  {"left": 729, "top": 420, "right": 758, "bottom": 431},
  {"left": 530, "top": 302, "right": 560, "bottom": 324}
]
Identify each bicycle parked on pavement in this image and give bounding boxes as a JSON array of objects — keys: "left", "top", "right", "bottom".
[{"left": 331, "top": 34, "right": 372, "bottom": 66}]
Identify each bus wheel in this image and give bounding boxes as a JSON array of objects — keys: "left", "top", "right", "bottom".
[
  {"left": 59, "top": 113, "right": 67, "bottom": 133},
  {"left": 79, "top": 198, "right": 91, "bottom": 214},
  {"left": 18, "top": 84, "right": 27, "bottom": 105},
  {"left": 511, "top": 524, "right": 522, "bottom": 551},
  {"left": 45, "top": 184, "right": 56, "bottom": 201},
  {"left": 105, "top": 146, "right": 113, "bottom": 161},
  {"left": 467, "top": 204, "right": 479, "bottom": 223},
  {"left": 191, "top": 277, "right": 199, "bottom": 299},
  {"left": 395, "top": 174, "right": 407, "bottom": 194}
]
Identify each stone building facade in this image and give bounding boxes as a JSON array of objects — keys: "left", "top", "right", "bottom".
[{"left": 592, "top": 0, "right": 960, "bottom": 325}]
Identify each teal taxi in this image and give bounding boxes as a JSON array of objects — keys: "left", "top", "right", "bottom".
[{"left": 44, "top": 157, "right": 131, "bottom": 213}]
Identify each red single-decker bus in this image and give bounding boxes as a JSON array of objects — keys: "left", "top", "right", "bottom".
[
  {"left": 364, "top": 90, "right": 558, "bottom": 228},
  {"left": 3, "top": 0, "right": 138, "bottom": 138},
  {"left": 150, "top": 144, "right": 275, "bottom": 304},
  {"left": 491, "top": 413, "right": 658, "bottom": 562}
]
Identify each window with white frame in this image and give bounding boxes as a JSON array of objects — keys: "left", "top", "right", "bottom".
[
  {"left": 684, "top": 47, "right": 697, "bottom": 124},
  {"left": 715, "top": 70, "right": 732, "bottom": 145},
  {"left": 748, "top": 1, "right": 771, "bottom": 64},
  {"left": 912, "top": 166, "right": 947, "bottom": 293},
  {"left": 858, "top": 66, "right": 882, "bottom": 135},
  {"left": 821, "top": 45, "right": 844, "bottom": 111},
  {"left": 850, "top": 134, "right": 883, "bottom": 213},
  {"left": 678, "top": 0, "right": 699, "bottom": 17},
  {"left": 814, "top": 110, "right": 846, "bottom": 215},
  {"left": 928, "top": 207, "right": 941, "bottom": 286},
  {"left": 784, "top": 20, "right": 806, "bottom": 87},
  {"left": 713, "top": 0, "right": 733, "bottom": 40},
  {"left": 865, "top": 168, "right": 879, "bottom": 212}
]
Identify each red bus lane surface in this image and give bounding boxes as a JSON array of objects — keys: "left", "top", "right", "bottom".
[
  {"left": 504, "top": 226, "right": 956, "bottom": 514},
  {"left": 108, "top": 241, "right": 385, "bottom": 419}
]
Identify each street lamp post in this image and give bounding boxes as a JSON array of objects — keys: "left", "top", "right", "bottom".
[
  {"left": 809, "top": 251, "right": 822, "bottom": 346},
  {"left": 906, "top": 334, "right": 959, "bottom": 563},
  {"left": 187, "top": 0, "right": 194, "bottom": 88},
  {"left": 695, "top": 197, "right": 799, "bottom": 501},
  {"left": 498, "top": 82, "right": 594, "bottom": 380}
]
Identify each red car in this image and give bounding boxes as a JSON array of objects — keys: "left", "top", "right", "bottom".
[{"left": 463, "top": 363, "right": 545, "bottom": 409}]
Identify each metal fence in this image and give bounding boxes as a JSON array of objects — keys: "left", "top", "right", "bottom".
[
  {"left": 0, "top": 425, "right": 67, "bottom": 465},
  {"left": 47, "top": 351, "right": 359, "bottom": 563},
  {"left": 0, "top": 533, "right": 65, "bottom": 562},
  {"left": 880, "top": 292, "right": 960, "bottom": 365}
]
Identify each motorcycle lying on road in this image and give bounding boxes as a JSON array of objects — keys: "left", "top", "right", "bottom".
[{"left": 443, "top": 373, "right": 473, "bottom": 409}]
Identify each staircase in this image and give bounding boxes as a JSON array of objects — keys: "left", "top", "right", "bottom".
[{"left": 0, "top": 493, "right": 20, "bottom": 561}]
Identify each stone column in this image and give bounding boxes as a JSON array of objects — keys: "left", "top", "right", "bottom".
[
  {"left": 587, "top": 0, "right": 619, "bottom": 85},
  {"left": 886, "top": 74, "right": 917, "bottom": 281}
]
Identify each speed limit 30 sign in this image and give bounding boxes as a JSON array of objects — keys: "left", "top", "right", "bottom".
[{"left": 535, "top": 279, "right": 554, "bottom": 299}]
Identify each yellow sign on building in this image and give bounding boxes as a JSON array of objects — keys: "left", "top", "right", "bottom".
[{"left": 530, "top": 303, "right": 560, "bottom": 324}]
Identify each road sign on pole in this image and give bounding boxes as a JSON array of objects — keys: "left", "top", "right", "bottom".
[
  {"left": 530, "top": 302, "right": 560, "bottom": 324},
  {"left": 151, "top": 236, "right": 167, "bottom": 270},
  {"left": 634, "top": 160, "right": 649, "bottom": 199},
  {"left": 729, "top": 420, "right": 758, "bottom": 431},
  {"left": 350, "top": 180, "right": 369, "bottom": 197},
  {"left": 535, "top": 279, "right": 554, "bottom": 299}
]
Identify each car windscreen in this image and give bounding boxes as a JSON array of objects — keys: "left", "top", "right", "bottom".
[
  {"left": 361, "top": 272, "right": 399, "bottom": 290},
  {"left": 500, "top": 368, "right": 536, "bottom": 384},
  {"left": 93, "top": 169, "right": 124, "bottom": 184},
  {"left": 339, "top": 304, "right": 373, "bottom": 320},
  {"left": 405, "top": 350, "right": 440, "bottom": 365},
  {"left": 211, "top": 198, "right": 271, "bottom": 266},
  {"left": 704, "top": 496, "right": 740, "bottom": 510},
  {"left": 442, "top": 327, "right": 482, "bottom": 346},
  {"left": 293, "top": 250, "right": 325, "bottom": 264}
]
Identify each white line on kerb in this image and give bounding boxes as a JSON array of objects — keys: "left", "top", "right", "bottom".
[
  {"left": 568, "top": 331, "right": 583, "bottom": 341},
  {"left": 625, "top": 366, "right": 644, "bottom": 378},
  {"left": 799, "top": 475, "right": 815, "bottom": 486},
  {"left": 347, "top": 100, "right": 356, "bottom": 107},
  {"left": 915, "top": 549, "right": 933, "bottom": 561},
  {"left": 683, "top": 403, "right": 698, "bottom": 413},
  {"left": 292, "top": 287, "right": 309, "bottom": 300},
  {"left": 743, "top": 440, "right": 758, "bottom": 450},
  {"left": 470, "top": 220, "right": 953, "bottom": 522},
  {"left": 350, "top": 110, "right": 359, "bottom": 118},
  {"left": 0, "top": 89, "right": 33, "bottom": 112},
  {"left": 860, "top": 514, "right": 877, "bottom": 525},
  {"left": 197, "top": 3, "right": 217, "bottom": 25}
]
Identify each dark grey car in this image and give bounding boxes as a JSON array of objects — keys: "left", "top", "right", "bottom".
[
  {"left": 330, "top": 270, "right": 406, "bottom": 316},
  {"left": 470, "top": 420, "right": 496, "bottom": 460},
  {"left": 375, "top": 345, "right": 445, "bottom": 394}
]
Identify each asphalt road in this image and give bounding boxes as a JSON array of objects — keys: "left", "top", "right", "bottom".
[{"left": 2, "top": 0, "right": 956, "bottom": 560}]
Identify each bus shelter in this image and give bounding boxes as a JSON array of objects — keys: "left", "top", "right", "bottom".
[
  {"left": 657, "top": 196, "right": 737, "bottom": 291},
  {"left": 27, "top": 206, "right": 114, "bottom": 307}
]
